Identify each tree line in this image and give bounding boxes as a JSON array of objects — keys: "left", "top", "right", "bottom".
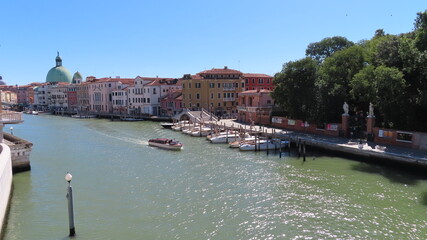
[{"left": 272, "top": 10, "right": 427, "bottom": 132}]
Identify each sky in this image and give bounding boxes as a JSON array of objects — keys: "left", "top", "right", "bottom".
[{"left": 0, "top": 0, "right": 425, "bottom": 86}]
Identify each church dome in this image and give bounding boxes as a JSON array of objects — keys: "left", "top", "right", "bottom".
[
  {"left": 46, "top": 53, "right": 72, "bottom": 83},
  {"left": 73, "top": 71, "right": 82, "bottom": 81}
]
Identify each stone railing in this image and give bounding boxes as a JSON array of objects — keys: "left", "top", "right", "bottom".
[{"left": 0, "top": 111, "right": 23, "bottom": 124}]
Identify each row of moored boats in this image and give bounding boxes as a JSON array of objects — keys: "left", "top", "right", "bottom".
[{"left": 161, "top": 121, "right": 289, "bottom": 151}]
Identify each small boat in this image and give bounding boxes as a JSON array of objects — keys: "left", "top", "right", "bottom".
[
  {"left": 160, "top": 122, "right": 174, "bottom": 129},
  {"left": 31, "top": 111, "right": 39, "bottom": 115},
  {"left": 210, "top": 132, "right": 250, "bottom": 144},
  {"left": 71, "top": 114, "right": 97, "bottom": 119},
  {"left": 120, "top": 117, "right": 144, "bottom": 121},
  {"left": 239, "top": 139, "right": 289, "bottom": 151},
  {"left": 148, "top": 138, "right": 183, "bottom": 150},
  {"left": 229, "top": 136, "right": 256, "bottom": 148}
]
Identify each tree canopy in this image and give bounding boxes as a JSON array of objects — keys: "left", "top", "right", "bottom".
[{"left": 272, "top": 10, "right": 427, "bottom": 132}]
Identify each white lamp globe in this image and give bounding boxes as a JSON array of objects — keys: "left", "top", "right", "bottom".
[{"left": 65, "top": 173, "right": 73, "bottom": 182}]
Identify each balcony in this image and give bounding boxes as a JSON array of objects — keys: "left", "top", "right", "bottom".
[
  {"left": 223, "top": 87, "right": 236, "bottom": 91},
  {"left": 0, "top": 111, "right": 23, "bottom": 124}
]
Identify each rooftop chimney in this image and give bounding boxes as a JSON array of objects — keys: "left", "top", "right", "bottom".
[{"left": 224, "top": 66, "right": 228, "bottom": 70}]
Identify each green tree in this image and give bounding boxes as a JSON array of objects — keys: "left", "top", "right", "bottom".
[
  {"left": 414, "top": 10, "right": 427, "bottom": 51},
  {"left": 271, "top": 58, "right": 318, "bottom": 121},
  {"left": 372, "top": 66, "right": 407, "bottom": 128},
  {"left": 316, "top": 45, "right": 366, "bottom": 122},
  {"left": 306, "top": 36, "right": 354, "bottom": 62}
]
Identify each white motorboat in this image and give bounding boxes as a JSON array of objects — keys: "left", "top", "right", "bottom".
[
  {"left": 239, "top": 139, "right": 290, "bottom": 151},
  {"left": 210, "top": 133, "right": 250, "bottom": 144},
  {"left": 148, "top": 138, "right": 183, "bottom": 150},
  {"left": 229, "top": 136, "right": 256, "bottom": 148}
]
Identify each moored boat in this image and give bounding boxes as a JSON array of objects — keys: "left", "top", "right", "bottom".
[
  {"left": 148, "top": 138, "right": 183, "bottom": 150},
  {"left": 239, "top": 139, "right": 289, "bottom": 151},
  {"left": 160, "top": 122, "right": 174, "bottom": 129}
]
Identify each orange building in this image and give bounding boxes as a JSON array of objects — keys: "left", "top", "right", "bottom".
[{"left": 181, "top": 66, "right": 245, "bottom": 118}]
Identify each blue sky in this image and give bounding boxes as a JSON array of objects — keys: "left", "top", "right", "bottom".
[{"left": 0, "top": 0, "right": 425, "bottom": 86}]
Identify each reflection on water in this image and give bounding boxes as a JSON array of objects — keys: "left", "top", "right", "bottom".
[{"left": 4, "top": 115, "right": 427, "bottom": 239}]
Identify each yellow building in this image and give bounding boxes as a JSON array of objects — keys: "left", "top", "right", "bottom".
[{"left": 181, "top": 67, "right": 245, "bottom": 118}]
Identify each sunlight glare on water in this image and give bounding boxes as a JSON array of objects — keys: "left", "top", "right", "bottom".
[{"left": 4, "top": 115, "right": 427, "bottom": 239}]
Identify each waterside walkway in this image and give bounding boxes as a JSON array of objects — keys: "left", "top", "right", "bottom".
[{"left": 214, "top": 119, "right": 427, "bottom": 168}]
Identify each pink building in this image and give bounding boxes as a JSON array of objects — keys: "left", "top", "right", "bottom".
[
  {"left": 160, "top": 90, "right": 182, "bottom": 116},
  {"left": 87, "top": 77, "right": 134, "bottom": 113},
  {"left": 237, "top": 89, "right": 273, "bottom": 125}
]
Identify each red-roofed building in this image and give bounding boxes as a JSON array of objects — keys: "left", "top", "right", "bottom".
[
  {"left": 243, "top": 73, "right": 274, "bottom": 91},
  {"left": 87, "top": 76, "right": 135, "bottom": 113},
  {"left": 181, "top": 66, "right": 245, "bottom": 118},
  {"left": 237, "top": 89, "right": 274, "bottom": 125}
]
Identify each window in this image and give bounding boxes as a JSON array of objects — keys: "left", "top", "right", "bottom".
[
  {"left": 245, "top": 79, "right": 248, "bottom": 84},
  {"left": 259, "top": 79, "right": 263, "bottom": 84},
  {"left": 183, "top": 83, "right": 185, "bottom": 88},
  {"left": 153, "top": 88, "right": 157, "bottom": 94},
  {"left": 218, "top": 83, "right": 221, "bottom": 88},
  {"left": 189, "top": 83, "right": 192, "bottom": 88},
  {"left": 209, "top": 83, "right": 215, "bottom": 88},
  {"left": 218, "top": 102, "right": 221, "bottom": 107},
  {"left": 196, "top": 93, "right": 200, "bottom": 99},
  {"left": 210, "top": 93, "right": 214, "bottom": 99},
  {"left": 195, "top": 83, "right": 201, "bottom": 88},
  {"left": 218, "top": 93, "right": 221, "bottom": 98},
  {"left": 242, "top": 83, "right": 244, "bottom": 88},
  {"left": 252, "top": 79, "right": 255, "bottom": 83},
  {"left": 147, "top": 98, "right": 150, "bottom": 103}
]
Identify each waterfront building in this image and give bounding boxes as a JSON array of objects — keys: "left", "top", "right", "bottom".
[
  {"left": 76, "top": 81, "right": 90, "bottom": 113},
  {"left": 67, "top": 84, "right": 78, "bottom": 113},
  {"left": 87, "top": 77, "right": 134, "bottom": 113},
  {"left": 160, "top": 90, "right": 182, "bottom": 116},
  {"left": 46, "top": 53, "right": 72, "bottom": 84},
  {"left": 181, "top": 66, "right": 245, "bottom": 118},
  {"left": 243, "top": 73, "right": 274, "bottom": 91},
  {"left": 0, "top": 91, "right": 17, "bottom": 106},
  {"left": 33, "top": 84, "right": 49, "bottom": 111},
  {"left": 127, "top": 77, "right": 159, "bottom": 115},
  {"left": 141, "top": 78, "right": 179, "bottom": 115},
  {"left": 237, "top": 89, "right": 274, "bottom": 125},
  {"left": 112, "top": 84, "right": 133, "bottom": 115},
  {"left": 48, "top": 83, "right": 70, "bottom": 111}
]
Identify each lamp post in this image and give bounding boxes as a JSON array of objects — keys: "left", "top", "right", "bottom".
[
  {"left": 65, "top": 172, "right": 76, "bottom": 236},
  {"left": 10, "top": 127, "right": 13, "bottom": 135}
]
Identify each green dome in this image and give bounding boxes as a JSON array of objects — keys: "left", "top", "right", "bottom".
[
  {"left": 46, "top": 66, "right": 72, "bottom": 83},
  {"left": 73, "top": 71, "right": 82, "bottom": 81},
  {"left": 46, "top": 53, "right": 72, "bottom": 83}
]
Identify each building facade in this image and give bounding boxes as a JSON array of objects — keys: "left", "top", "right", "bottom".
[
  {"left": 243, "top": 73, "right": 274, "bottom": 91},
  {"left": 237, "top": 89, "right": 274, "bottom": 124},
  {"left": 181, "top": 66, "right": 245, "bottom": 118}
]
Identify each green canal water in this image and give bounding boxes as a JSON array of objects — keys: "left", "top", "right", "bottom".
[{"left": 3, "top": 115, "right": 427, "bottom": 239}]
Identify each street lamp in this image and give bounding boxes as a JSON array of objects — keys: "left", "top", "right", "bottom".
[
  {"left": 65, "top": 172, "right": 76, "bottom": 236},
  {"left": 10, "top": 127, "right": 13, "bottom": 135}
]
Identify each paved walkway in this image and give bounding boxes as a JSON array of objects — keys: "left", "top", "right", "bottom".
[{"left": 216, "top": 119, "right": 427, "bottom": 166}]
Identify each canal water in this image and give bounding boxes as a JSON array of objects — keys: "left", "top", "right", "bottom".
[{"left": 3, "top": 115, "right": 427, "bottom": 239}]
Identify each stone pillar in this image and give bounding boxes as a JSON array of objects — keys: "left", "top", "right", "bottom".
[
  {"left": 341, "top": 114, "right": 349, "bottom": 138},
  {"left": 366, "top": 116, "right": 375, "bottom": 135}
]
